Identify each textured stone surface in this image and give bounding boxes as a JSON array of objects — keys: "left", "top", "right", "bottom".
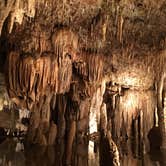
[{"left": 0, "top": 1, "right": 166, "bottom": 165}]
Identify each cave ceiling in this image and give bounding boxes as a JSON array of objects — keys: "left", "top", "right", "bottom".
[
  {"left": 0, "top": 0, "right": 166, "bottom": 90},
  {"left": 0, "top": 0, "right": 166, "bottom": 50}
]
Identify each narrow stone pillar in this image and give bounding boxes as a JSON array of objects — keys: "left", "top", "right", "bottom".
[{"left": 157, "top": 73, "right": 166, "bottom": 149}]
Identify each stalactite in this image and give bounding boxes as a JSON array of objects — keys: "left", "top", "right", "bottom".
[
  {"left": 57, "top": 55, "right": 72, "bottom": 93},
  {"left": 50, "top": 61, "right": 59, "bottom": 93},
  {"left": 7, "top": 52, "right": 20, "bottom": 98},
  {"left": 87, "top": 55, "right": 103, "bottom": 83},
  {"left": 74, "top": 53, "right": 103, "bottom": 85},
  {"left": 52, "top": 29, "right": 78, "bottom": 61},
  {"left": 0, "top": 0, "right": 14, "bottom": 35},
  {"left": 108, "top": 89, "right": 156, "bottom": 156},
  {"left": 117, "top": 14, "right": 124, "bottom": 43},
  {"left": 6, "top": 51, "right": 73, "bottom": 110},
  {"left": 0, "top": 0, "right": 36, "bottom": 35}
]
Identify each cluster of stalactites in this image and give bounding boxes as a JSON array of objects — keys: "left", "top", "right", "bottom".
[
  {"left": 6, "top": 52, "right": 104, "bottom": 109},
  {"left": 6, "top": 26, "right": 105, "bottom": 110},
  {"left": 6, "top": 51, "right": 72, "bottom": 110},
  {"left": 0, "top": 0, "right": 103, "bottom": 36},
  {"left": 73, "top": 53, "right": 103, "bottom": 83},
  {"left": 0, "top": 0, "right": 36, "bottom": 35},
  {"left": 5, "top": 29, "right": 77, "bottom": 109}
]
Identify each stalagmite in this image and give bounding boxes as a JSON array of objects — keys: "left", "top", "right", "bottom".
[
  {"left": 66, "top": 120, "right": 76, "bottom": 165},
  {"left": 48, "top": 122, "right": 57, "bottom": 145},
  {"left": 107, "top": 131, "right": 120, "bottom": 166}
]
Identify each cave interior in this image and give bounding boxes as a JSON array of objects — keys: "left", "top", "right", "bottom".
[{"left": 0, "top": 0, "right": 166, "bottom": 166}]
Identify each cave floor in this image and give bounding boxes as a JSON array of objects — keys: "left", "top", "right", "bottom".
[{"left": 0, "top": 137, "right": 165, "bottom": 166}]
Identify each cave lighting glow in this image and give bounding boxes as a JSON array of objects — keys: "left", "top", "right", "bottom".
[
  {"left": 123, "top": 76, "right": 139, "bottom": 87},
  {"left": 88, "top": 110, "right": 100, "bottom": 166},
  {"left": 0, "top": 98, "right": 3, "bottom": 110},
  {"left": 124, "top": 93, "right": 137, "bottom": 109},
  {"left": 155, "top": 108, "right": 159, "bottom": 127},
  {"left": 88, "top": 80, "right": 106, "bottom": 166}
]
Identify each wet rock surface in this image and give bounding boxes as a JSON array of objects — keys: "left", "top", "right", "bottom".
[{"left": 0, "top": 138, "right": 165, "bottom": 166}]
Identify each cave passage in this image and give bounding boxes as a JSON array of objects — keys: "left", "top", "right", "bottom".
[{"left": 0, "top": 0, "right": 166, "bottom": 166}]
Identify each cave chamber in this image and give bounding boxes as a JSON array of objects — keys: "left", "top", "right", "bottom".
[{"left": 0, "top": 0, "right": 166, "bottom": 166}]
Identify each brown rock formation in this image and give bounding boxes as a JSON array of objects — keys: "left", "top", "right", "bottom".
[{"left": 0, "top": 0, "right": 166, "bottom": 165}]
